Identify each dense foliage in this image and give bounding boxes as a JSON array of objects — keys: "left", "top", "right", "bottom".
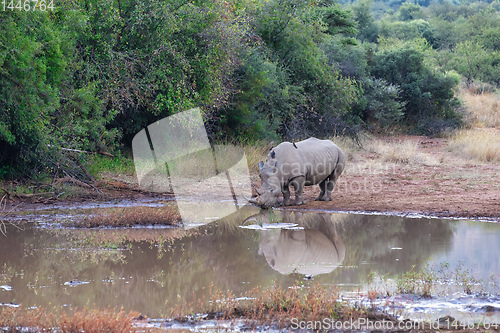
[{"left": 0, "top": 0, "right": 498, "bottom": 177}]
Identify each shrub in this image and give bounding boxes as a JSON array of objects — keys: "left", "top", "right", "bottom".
[
  {"left": 369, "top": 44, "right": 461, "bottom": 127},
  {"left": 362, "top": 78, "right": 405, "bottom": 129}
]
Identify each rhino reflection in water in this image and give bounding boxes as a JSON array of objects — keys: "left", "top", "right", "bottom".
[{"left": 247, "top": 211, "right": 345, "bottom": 276}]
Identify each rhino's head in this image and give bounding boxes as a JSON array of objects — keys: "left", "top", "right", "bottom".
[{"left": 248, "top": 158, "right": 281, "bottom": 209}]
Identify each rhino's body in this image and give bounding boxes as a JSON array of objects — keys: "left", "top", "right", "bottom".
[{"left": 249, "top": 137, "right": 345, "bottom": 208}]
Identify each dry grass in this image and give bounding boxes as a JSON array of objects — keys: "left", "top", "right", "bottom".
[
  {"left": 460, "top": 90, "right": 500, "bottom": 128},
  {"left": 0, "top": 306, "right": 146, "bottom": 333},
  {"left": 449, "top": 128, "right": 500, "bottom": 163},
  {"left": 449, "top": 89, "right": 500, "bottom": 163},
  {"left": 169, "top": 283, "right": 370, "bottom": 328},
  {"left": 370, "top": 139, "right": 419, "bottom": 164},
  {"left": 243, "top": 141, "right": 272, "bottom": 174},
  {"left": 69, "top": 205, "right": 181, "bottom": 228},
  {"left": 157, "top": 143, "right": 262, "bottom": 179},
  {"left": 359, "top": 138, "right": 440, "bottom": 166}
]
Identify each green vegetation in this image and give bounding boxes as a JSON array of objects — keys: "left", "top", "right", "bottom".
[
  {"left": 85, "top": 155, "right": 136, "bottom": 179},
  {"left": 1, "top": 0, "right": 498, "bottom": 178}
]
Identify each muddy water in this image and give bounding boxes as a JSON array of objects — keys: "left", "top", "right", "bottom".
[{"left": 1, "top": 206, "right": 500, "bottom": 322}]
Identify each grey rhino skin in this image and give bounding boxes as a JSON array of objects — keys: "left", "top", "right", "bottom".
[
  {"left": 249, "top": 137, "right": 345, "bottom": 208},
  {"left": 245, "top": 210, "right": 346, "bottom": 276}
]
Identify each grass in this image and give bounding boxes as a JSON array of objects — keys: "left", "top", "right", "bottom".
[
  {"left": 86, "top": 155, "right": 136, "bottom": 179},
  {"left": 395, "top": 265, "right": 436, "bottom": 297},
  {"left": 0, "top": 285, "right": 380, "bottom": 332},
  {"left": 134, "top": 141, "right": 268, "bottom": 195},
  {"left": 355, "top": 137, "right": 441, "bottom": 167},
  {"left": 449, "top": 128, "right": 500, "bottom": 162},
  {"left": 370, "top": 139, "right": 420, "bottom": 164},
  {"left": 243, "top": 140, "right": 272, "bottom": 174},
  {"left": 0, "top": 306, "right": 148, "bottom": 333},
  {"left": 167, "top": 275, "right": 500, "bottom": 331},
  {"left": 168, "top": 282, "right": 371, "bottom": 329},
  {"left": 68, "top": 205, "right": 181, "bottom": 228},
  {"left": 448, "top": 90, "right": 500, "bottom": 163},
  {"left": 460, "top": 89, "right": 500, "bottom": 128},
  {"left": 2, "top": 264, "right": 498, "bottom": 331}
]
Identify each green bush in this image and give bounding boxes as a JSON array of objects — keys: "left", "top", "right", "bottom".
[
  {"left": 370, "top": 44, "right": 460, "bottom": 126},
  {"left": 0, "top": 11, "right": 65, "bottom": 174},
  {"left": 4, "top": 0, "right": 497, "bottom": 179},
  {"left": 363, "top": 78, "right": 405, "bottom": 128}
]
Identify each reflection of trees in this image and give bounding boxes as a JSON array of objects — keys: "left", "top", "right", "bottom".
[
  {"left": 0, "top": 207, "right": 269, "bottom": 317},
  {"left": 239, "top": 210, "right": 454, "bottom": 287},
  {"left": 0, "top": 210, "right": 456, "bottom": 317},
  {"left": 0, "top": 225, "right": 197, "bottom": 316},
  {"left": 334, "top": 214, "right": 455, "bottom": 281}
]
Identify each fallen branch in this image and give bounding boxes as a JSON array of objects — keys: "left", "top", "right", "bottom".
[
  {"left": 0, "top": 194, "right": 6, "bottom": 236},
  {"left": 1, "top": 188, "right": 55, "bottom": 199},
  {"left": 53, "top": 176, "right": 93, "bottom": 189},
  {"left": 48, "top": 145, "right": 114, "bottom": 157},
  {"left": 73, "top": 156, "right": 95, "bottom": 182},
  {"left": 0, "top": 194, "right": 25, "bottom": 236},
  {"left": 16, "top": 192, "right": 54, "bottom": 198}
]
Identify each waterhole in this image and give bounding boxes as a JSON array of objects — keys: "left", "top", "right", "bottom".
[{"left": 1, "top": 205, "right": 499, "bottom": 324}]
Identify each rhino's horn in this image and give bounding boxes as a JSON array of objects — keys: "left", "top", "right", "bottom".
[{"left": 242, "top": 193, "right": 262, "bottom": 206}]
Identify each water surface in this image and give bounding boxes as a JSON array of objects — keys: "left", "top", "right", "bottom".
[{"left": 1, "top": 206, "right": 499, "bottom": 323}]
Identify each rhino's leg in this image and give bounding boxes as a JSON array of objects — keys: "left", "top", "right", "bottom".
[
  {"left": 324, "top": 163, "right": 344, "bottom": 201},
  {"left": 315, "top": 179, "right": 327, "bottom": 201},
  {"left": 282, "top": 183, "right": 293, "bottom": 206},
  {"left": 290, "top": 176, "right": 306, "bottom": 205}
]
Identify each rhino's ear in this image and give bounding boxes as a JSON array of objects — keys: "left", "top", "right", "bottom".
[{"left": 258, "top": 161, "right": 264, "bottom": 171}]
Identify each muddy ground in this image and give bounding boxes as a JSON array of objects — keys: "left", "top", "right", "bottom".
[
  {"left": 2, "top": 135, "right": 499, "bottom": 221},
  {"left": 304, "top": 136, "right": 500, "bottom": 220}
]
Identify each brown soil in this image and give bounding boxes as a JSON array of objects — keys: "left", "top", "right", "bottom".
[
  {"left": 1, "top": 136, "right": 499, "bottom": 221},
  {"left": 300, "top": 136, "right": 500, "bottom": 220}
]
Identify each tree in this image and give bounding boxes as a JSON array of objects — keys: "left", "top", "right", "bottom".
[
  {"left": 248, "top": 0, "right": 359, "bottom": 139},
  {"left": 398, "top": 3, "right": 425, "bottom": 21},
  {"left": 370, "top": 44, "right": 459, "bottom": 124},
  {"left": 0, "top": 11, "right": 65, "bottom": 174},
  {"left": 453, "top": 41, "right": 496, "bottom": 86},
  {"left": 362, "top": 78, "right": 406, "bottom": 128},
  {"left": 352, "top": 0, "right": 379, "bottom": 43}
]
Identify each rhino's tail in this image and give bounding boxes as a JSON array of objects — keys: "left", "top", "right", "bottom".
[{"left": 333, "top": 148, "right": 346, "bottom": 180}]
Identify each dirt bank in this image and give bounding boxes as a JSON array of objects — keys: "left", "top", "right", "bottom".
[
  {"left": 2, "top": 135, "right": 499, "bottom": 221},
  {"left": 301, "top": 136, "right": 499, "bottom": 220}
]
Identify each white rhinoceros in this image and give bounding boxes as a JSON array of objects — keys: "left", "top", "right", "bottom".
[{"left": 247, "top": 137, "right": 345, "bottom": 208}]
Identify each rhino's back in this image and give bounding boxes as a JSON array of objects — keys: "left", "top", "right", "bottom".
[
  {"left": 276, "top": 137, "right": 341, "bottom": 164},
  {"left": 273, "top": 137, "right": 343, "bottom": 183}
]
